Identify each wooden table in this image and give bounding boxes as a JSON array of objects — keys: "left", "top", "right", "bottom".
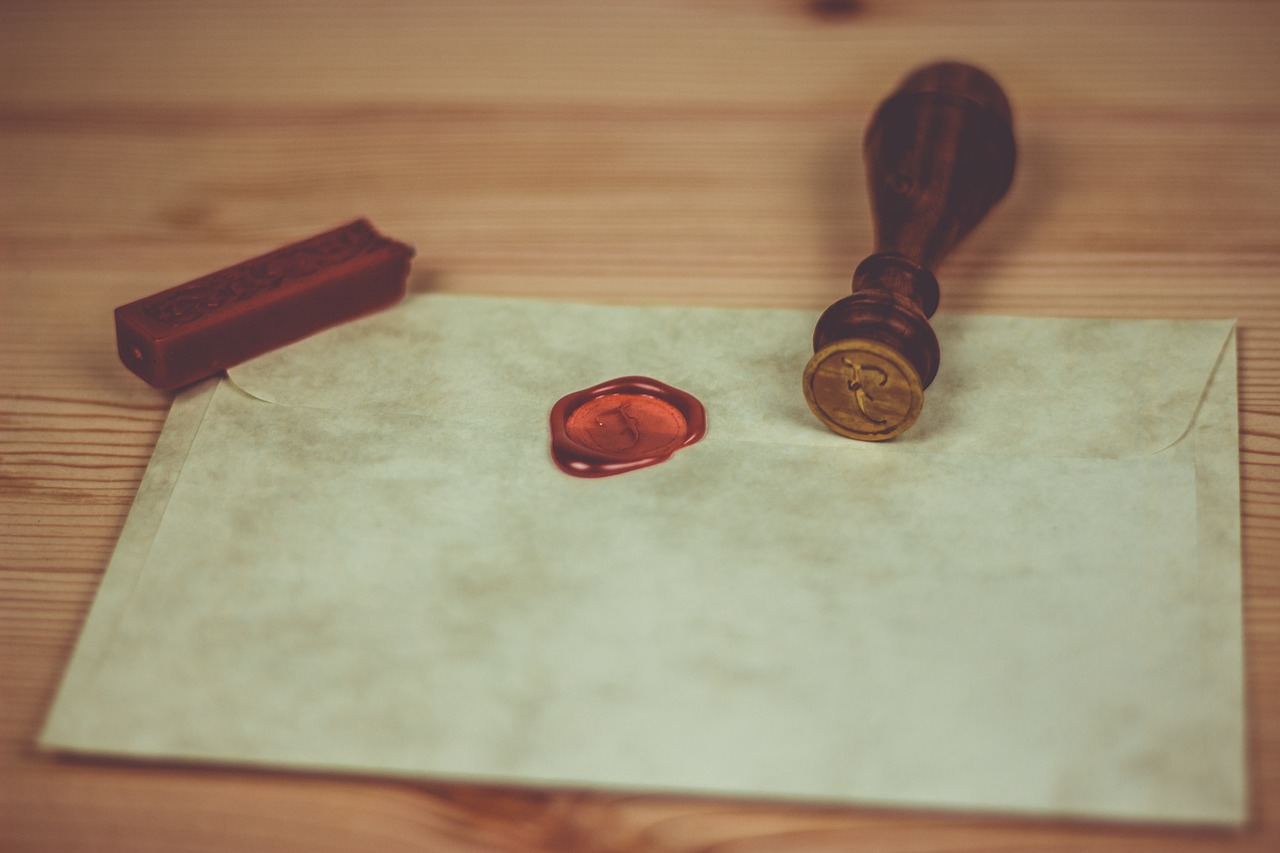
[{"left": 2, "top": 2, "right": 1278, "bottom": 850}]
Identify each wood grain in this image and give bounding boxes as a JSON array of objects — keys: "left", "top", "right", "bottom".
[{"left": 2, "top": 1, "right": 1278, "bottom": 850}]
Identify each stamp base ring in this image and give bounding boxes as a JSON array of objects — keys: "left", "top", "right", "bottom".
[{"left": 803, "top": 338, "right": 924, "bottom": 441}]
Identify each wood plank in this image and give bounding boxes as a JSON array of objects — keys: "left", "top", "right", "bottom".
[{"left": 2, "top": 1, "right": 1277, "bottom": 111}]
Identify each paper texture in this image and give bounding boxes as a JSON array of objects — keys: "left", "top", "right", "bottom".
[{"left": 41, "top": 293, "right": 1244, "bottom": 824}]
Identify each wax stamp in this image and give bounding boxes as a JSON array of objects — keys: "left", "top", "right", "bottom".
[
  {"left": 550, "top": 377, "right": 706, "bottom": 478},
  {"left": 804, "top": 62, "right": 1016, "bottom": 440},
  {"left": 115, "top": 219, "right": 413, "bottom": 390}
]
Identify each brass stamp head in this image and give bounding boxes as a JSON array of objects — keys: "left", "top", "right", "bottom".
[{"left": 803, "top": 338, "right": 923, "bottom": 441}]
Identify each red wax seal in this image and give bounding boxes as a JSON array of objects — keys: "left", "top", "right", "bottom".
[{"left": 550, "top": 376, "right": 706, "bottom": 478}]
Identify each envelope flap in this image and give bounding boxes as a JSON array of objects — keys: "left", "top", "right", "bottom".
[
  {"left": 227, "top": 294, "right": 1234, "bottom": 458},
  {"left": 912, "top": 314, "right": 1236, "bottom": 456}
]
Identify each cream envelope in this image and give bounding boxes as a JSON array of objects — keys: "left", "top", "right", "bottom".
[{"left": 40, "top": 293, "right": 1244, "bottom": 824}]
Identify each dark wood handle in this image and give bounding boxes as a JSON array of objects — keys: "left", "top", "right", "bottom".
[
  {"left": 866, "top": 62, "right": 1016, "bottom": 271},
  {"left": 803, "top": 61, "right": 1016, "bottom": 441}
]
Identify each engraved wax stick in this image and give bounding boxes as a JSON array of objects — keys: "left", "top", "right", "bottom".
[
  {"left": 115, "top": 220, "right": 413, "bottom": 390},
  {"left": 803, "top": 62, "right": 1016, "bottom": 440}
]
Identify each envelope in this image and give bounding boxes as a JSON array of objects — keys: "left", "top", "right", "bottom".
[{"left": 40, "top": 292, "right": 1245, "bottom": 824}]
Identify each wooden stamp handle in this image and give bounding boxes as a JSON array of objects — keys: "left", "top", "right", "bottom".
[{"left": 803, "top": 61, "right": 1016, "bottom": 440}]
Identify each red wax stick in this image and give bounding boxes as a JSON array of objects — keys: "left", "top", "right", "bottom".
[{"left": 114, "top": 219, "right": 414, "bottom": 390}]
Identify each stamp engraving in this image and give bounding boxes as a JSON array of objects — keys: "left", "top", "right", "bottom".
[
  {"left": 585, "top": 403, "right": 642, "bottom": 453},
  {"left": 842, "top": 358, "right": 889, "bottom": 424}
]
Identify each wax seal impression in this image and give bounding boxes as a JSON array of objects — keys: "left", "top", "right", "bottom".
[
  {"left": 550, "top": 376, "right": 706, "bottom": 478},
  {"left": 803, "top": 338, "right": 923, "bottom": 440}
]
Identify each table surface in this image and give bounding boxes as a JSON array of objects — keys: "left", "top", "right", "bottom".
[{"left": 2, "top": 1, "right": 1278, "bottom": 850}]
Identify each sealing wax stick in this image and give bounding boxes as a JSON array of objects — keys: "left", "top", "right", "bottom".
[
  {"left": 115, "top": 219, "right": 413, "bottom": 390},
  {"left": 803, "top": 62, "right": 1016, "bottom": 440}
]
